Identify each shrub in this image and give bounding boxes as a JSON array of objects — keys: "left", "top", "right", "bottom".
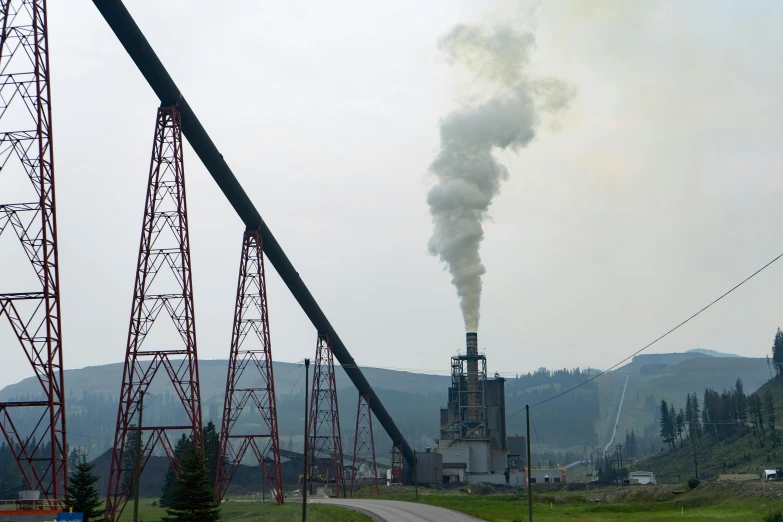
[
  {"left": 687, "top": 478, "right": 700, "bottom": 490},
  {"left": 763, "top": 510, "right": 783, "bottom": 522}
]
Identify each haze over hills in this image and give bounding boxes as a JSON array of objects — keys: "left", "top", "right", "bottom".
[
  {"left": 687, "top": 348, "right": 742, "bottom": 358},
  {"left": 595, "top": 353, "right": 769, "bottom": 457},
  {"left": 0, "top": 349, "right": 769, "bottom": 461}
]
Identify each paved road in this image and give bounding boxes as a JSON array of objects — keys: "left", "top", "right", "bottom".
[{"left": 312, "top": 498, "right": 483, "bottom": 522}]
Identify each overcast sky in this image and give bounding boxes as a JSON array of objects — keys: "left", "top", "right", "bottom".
[{"left": 3, "top": 0, "right": 783, "bottom": 388}]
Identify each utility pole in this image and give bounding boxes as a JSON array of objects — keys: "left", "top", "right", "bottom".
[
  {"left": 302, "top": 359, "right": 310, "bottom": 522},
  {"left": 691, "top": 431, "right": 698, "bottom": 480},
  {"left": 413, "top": 450, "right": 419, "bottom": 502},
  {"left": 526, "top": 405, "right": 532, "bottom": 522},
  {"left": 133, "top": 391, "right": 145, "bottom": 522}
]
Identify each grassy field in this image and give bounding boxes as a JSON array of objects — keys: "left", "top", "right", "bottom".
[
  {"left": 353, "top": 483, "right": 783, "bottom": 522},
  {"left": 106, "top": 481, "right": 783, "bottom": 521},
  {"left": 114, "top": 499, "right": 370, "bottom": 521}
]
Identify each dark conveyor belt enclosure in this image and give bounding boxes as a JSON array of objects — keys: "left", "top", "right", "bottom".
[{"left": 91, "top": 0, "right": 414, "bottom": 468}]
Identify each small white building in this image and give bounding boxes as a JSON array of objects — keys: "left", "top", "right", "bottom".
[
  {"left": 764, "top": 469, "right": 778, "bottom": 480},
  {"left": 628, "top": 471, "right": 657, "bottom": 485}
]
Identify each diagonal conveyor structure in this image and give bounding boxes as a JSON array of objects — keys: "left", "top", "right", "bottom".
[{"left": 91, "top": 0, "right": 414, "bottom": 468}]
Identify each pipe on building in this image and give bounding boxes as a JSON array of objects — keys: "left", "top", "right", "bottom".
[{"left": 92, "top": 0, "right": 414, "bottom": 468}]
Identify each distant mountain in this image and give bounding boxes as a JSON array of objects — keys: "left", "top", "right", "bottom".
[
  {"left": 0, "top": 359, "right": 450, "bottom": 401},
  {"left": 595, "top": 356, "right": 769, "bottom": 458},
  {"left": 686, "top": 348, "right": 742, "bottom": 358},
  {"left": 0, "top": 360, "right": 449, "bottom": 461},
  {"left": 0, "top": 350, "right": 770, "bottom": 468}
]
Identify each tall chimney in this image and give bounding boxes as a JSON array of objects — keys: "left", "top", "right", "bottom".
[{"left": 466, "top": 332, "right": 479, "bottom": 424}]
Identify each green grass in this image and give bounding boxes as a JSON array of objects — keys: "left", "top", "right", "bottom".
[
  {"left": 115, "top": 499, "right": 370, "bottom": 521},
  {"left": 354, "top": 484, "right": 783, "bottom": 522},
  {"left": 110, "top": 482, "right": 783, "bottom": 521}
]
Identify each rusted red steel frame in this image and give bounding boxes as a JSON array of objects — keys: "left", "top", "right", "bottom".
[
  {"left": 216, "top": 230, "right": 283, "bottom": 504},
  {"left": 0, "top": 0, "right": 66, "bottom": 500},
  {"left": 308, "top": 333, "right": 345, "bottom": 497},
  {"left": 350, "top": 393, "right": 379, "bottom": 496},
  {"left": 104, "top": 106, "right": 202, "bottom": 522},
  {"left": 390, "top": 444, "right": 404, "bottom": 485}
]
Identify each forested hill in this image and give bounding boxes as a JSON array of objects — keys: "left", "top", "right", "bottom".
[
  {"left": 0, "top": 351, "right": 769, "bottom": 463},
  {"left": 642, "top": 375, "right": 783, "bottom": 482},
  {"left": 505, "top": 368, "right": 601, "bottom": 447}
]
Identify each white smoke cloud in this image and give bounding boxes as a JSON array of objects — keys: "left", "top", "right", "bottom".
[{"left": 427, "top": 23, "right": 574, "bottom": 332}]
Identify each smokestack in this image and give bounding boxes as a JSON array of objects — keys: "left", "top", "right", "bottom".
[
  {"left": 466, "top": 332, "right": 478, "bottom": 356},
  {"left": 466, "top": 332, "right": 479, "bottom": 423}
]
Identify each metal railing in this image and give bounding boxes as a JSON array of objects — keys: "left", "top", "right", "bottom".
[{"left": 0, "top": 498, "right": 63, "bottom": 511}]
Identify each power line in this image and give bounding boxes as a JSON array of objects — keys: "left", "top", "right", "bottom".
[{"left": 507, "top": 250, "right": 783, "bottom": 419}]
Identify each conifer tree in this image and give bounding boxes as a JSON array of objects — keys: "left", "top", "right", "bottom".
[
  {"left": 675, "top": 409, "right": 685, "bottom": 446},
  {"left": 160, "top": 434, "right": 190, "bottom": 508},
  {"left": 161, "top": 444, "right": 220, "bottom": 522},
  {"left": 203, "top": 422, "right": 220, "bottom": 489},
  {"left": 773, "top": 328, "right": 783, "bottom": 377},
  {"left": 659, "top": 400, "right": 675, "bottom": 450},
  {"left": 691, "top": 394, "right": 701, "bottom": 437},
  {"left": 764, "top": 390, "right": 776, "bottom": 444},
  {"left": 64, "top": 453, "right": 103, "bottom": 522}
]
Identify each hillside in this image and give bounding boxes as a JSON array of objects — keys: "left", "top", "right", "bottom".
[
  {"left": 0, "top": 360, "right": 449, "bottom": 459},
  {"left": 0, "top": 351, "right": 770, "bottom": 464},
  {"left": 641, "top": 377, "right": 783, "bottom": 483},
  {"left": 0, "top": 359, "right": 450, "bottom": 401},
  {"left": 594, "top": 355, "right": 769, "bottom": 454}
]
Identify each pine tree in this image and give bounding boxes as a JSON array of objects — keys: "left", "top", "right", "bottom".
[
  {"left": 161, "top": 444, "right": 220, "bottom": 522},
  {"left": 764, "top": 390, "right": 776, "bottom": 444},
  {"left": 659, "top": 400, "right": 675, "bottom": 450},
  {"left": 772, "top": 328, "right": 783, "bottom": 377},
  {"left": 675, "top": 409, "right": 685, "bottom": 447},
  {"left": 123, "top": 424, "right": 139, "bottom": 493},
  {"left": 0, "top": 462, "right": 25, "bottom": 500},
  {"left": 160, "top": 434, "right": 191, "bottom": 508},
  {"left": 692, "top": 394, "right": 701, "bottom": 438},
  {"left": 203, "top": 422, "right": 220, "bottom": 489},
  {"left": 64, "top": 453, "right": 103, "bottom": 522}
]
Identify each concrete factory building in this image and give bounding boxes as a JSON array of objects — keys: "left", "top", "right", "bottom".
[{"left": 433, "top": 332, "right": 524, "bottom": 485}]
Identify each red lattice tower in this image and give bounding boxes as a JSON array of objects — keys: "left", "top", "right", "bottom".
[
  {"left": 0, "top": 0, "right": 66, "bottom": 501},
  {"left": 350, "top": 393, "right": 379, "bottom": 496},
  {"left": 215, "top": 229, "right": 283, "bottom": 504},
  {"left": 104, "top": 105, "right": 203, "bottom": 521},
  {"left": 390, "top": 444, "right": 403, "bottom": 486},
  {"left": 308, "top": 333, "right": 345, "bottom": 497}
]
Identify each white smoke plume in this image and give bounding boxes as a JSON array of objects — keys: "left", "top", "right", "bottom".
[{"left": 427, "top": 23, "right": 573, "bottom": 332}]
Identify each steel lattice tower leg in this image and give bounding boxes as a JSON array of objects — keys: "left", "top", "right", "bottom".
[
  {"left": 0, "top": 0, "right": 66, "bottom": 502},
  {"left": 104, "top": 106, "right": 203, "bottom": 522},
  {"left": 308, "top": 333, "right": 345, "bottom": 497},
  {"left": 350, "top": 394, "right": 379, "bottom": 496},
  {"left": 390, "top": 444, "right": 403, "bottom": 486},
  {"left": 215, "top": 229, "right": 283, "bottom": 504}
]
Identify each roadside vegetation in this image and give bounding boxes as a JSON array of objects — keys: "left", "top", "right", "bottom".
[
  {"left": 114, "top": 500, "right": 370, "bottom": 521},
  {"left": 355, "top": 482, "right": 783, "bottom": 521}
]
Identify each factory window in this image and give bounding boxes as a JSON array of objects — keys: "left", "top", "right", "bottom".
[
  {"left": 530, "top": 478, "right": 537, "bottom": 484},
  {"left": 554, "top": 478, "right": 561, "bottom": 483}
]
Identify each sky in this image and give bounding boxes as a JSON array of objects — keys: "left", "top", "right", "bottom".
[{"left": 2, "top": 0, "right": 783, "bottom": 388}]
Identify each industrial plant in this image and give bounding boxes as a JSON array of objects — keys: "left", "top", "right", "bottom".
[{"left": 401, "top": 333, "right": 529, "bottom": 487}]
